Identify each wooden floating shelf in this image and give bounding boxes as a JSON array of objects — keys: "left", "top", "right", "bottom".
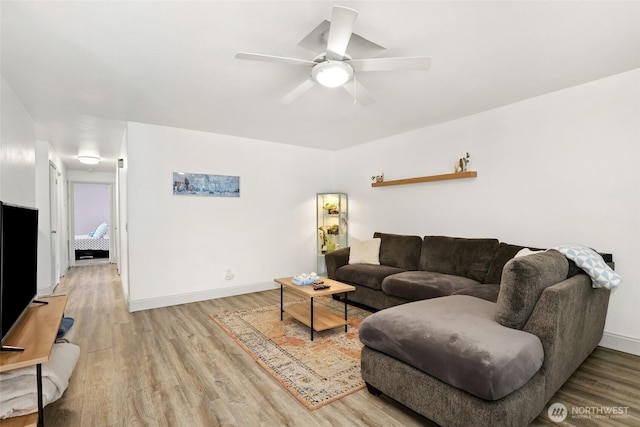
[{"left": 371, "top": 171, "right": 477, "bottom": 187}]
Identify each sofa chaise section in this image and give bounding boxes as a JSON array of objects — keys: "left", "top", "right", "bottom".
[
  {"left": 359, "top": 250, "right": 611, "bottom": 426},
  {"left": 359, "top": 295, "right": 545, "bottom": 401}
]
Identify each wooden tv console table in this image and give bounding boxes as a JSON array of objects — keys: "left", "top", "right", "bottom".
[{"left": 0, "top": 295, "right": 68, "bottom": 427}]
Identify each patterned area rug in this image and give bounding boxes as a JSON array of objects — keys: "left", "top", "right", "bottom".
[{"left": 210, "top": 297, "right": 371, "bottom": 410}]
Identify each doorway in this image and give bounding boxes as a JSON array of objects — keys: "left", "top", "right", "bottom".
[{"left": 71, "top": 183, "right": 112, "bottom": 265}]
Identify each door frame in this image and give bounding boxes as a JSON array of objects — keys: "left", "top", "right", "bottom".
[
  {"left": 68, "top": 180, "right": 115, "bottom": 267},
  {"left": 49, "top": 162, "right": 60, "bottom": 286}
]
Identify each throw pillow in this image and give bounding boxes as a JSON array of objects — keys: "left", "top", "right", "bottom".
[
  {"left": 554, "top": 244, "right": 621, "bottom": 289},
  {"left": 93, "top": 222, "right": 109, "bottom": 239},
  {"left": 514, "top": 248, "right": 545, "bottom": 258},
  {"left": 348, "top": 237, "right": 381, "bottom": 265}
]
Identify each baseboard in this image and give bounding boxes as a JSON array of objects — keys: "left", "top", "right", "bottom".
[
  {"left": 128, "top": 281, "right": 279, "bottom": 312},
  {"left": 599, "top": 331, "right": 640, "bottom": 356}
]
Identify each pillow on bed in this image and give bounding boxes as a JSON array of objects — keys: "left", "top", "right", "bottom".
[
  {"left": 88, "top": 227, "right": 98, "bottom": 237},
  {"left": 93, "top": 223, "right": 109, "bottom": 239}
]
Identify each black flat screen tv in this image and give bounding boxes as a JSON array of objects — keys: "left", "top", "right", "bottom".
[{"left": 0, "top": 201, "right": 39, "bottom": 346}]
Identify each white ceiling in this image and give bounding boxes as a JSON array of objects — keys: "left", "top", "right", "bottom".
[{"left": 2, "top": 1, "right": 639, "bottom": 172}]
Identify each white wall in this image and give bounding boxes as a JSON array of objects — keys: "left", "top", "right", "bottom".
[
  {"left": 73, "top": 183, "right": 110, "bottom": 234},
  {"left": 0, "top": 76, "right": 35, "bottom": 207},
  {"left": 0, "top": 77, "right": 66, "bottom": 297},
  {"left": 67, "top": 170, "right": 116, "bottom": 184},
  {"left": 0, "top": 78, "right": 56, "bottom": 296},
  {"left": 126, "top": 122, "right": 334, "bottom": 311},
  {"left": 336, "top": 69, "right": 640, "bottom": 355}
]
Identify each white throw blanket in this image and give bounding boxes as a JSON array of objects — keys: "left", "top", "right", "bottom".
[
  {"left": 553, "top": 244, "right": 621, "bottom": 289},
  {"left": 515, "top": 246, "right": 621, "bottom": 290},
  {"left": 0, "top": 343, "right": 80, "bottom": 419}
]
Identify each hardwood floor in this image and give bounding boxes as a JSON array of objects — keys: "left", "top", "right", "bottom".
[{"left": 44, "top": 264, "right": 640, "bottom": 426}]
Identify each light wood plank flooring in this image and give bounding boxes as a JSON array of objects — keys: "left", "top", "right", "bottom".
[{"left": 44, "top": 264, "right": 640, "bottom": 426}]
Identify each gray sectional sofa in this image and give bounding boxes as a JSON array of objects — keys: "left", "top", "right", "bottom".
[
  {"left": 324, "top": 232, "right": 613, "bottom": 427},
  {"left": 326, "top": 233, "right": 516, "bottom": 309}
]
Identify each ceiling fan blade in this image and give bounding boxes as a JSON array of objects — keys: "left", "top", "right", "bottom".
[
  {"left": 235, "top": 52, "right": 315, "bottom": 67},
  {"left": 280, "top": 78, "right": 316, "bottom": 104},
  {"left": 346, "top": 33, "right": 386, "bottom": 58},
  {"left": 298, "top": 20, "right": 386, "bottom": 58},
  {"left": 326, "top": 6, "right": 358, "bottom": 60},
  {"left": 348, "top": 56, "right": 432, "bottom": 72},
  {"left": 297, "top": 20, "right": 331, "bottom": 53},
  {"left": 342, "top": 79, "right": 375, "bottom": 106}
]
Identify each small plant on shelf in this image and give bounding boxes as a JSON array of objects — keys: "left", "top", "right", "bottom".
[
  {"left": 320, "top": 224, "right": 339, "bottom": 235},
  {"left": 319, "top": 225, "right": 340, "bottom": 253},
  {"left": 318, "top": 227, "right": 327, "bottom": 251},
  {"left": 323, "top": 202, "right": 339, "bottom": 215},
  {"left": 457, "top": 152, "right": 470, "bottom": 172},
  {"left": 371, "top": 173, "right": 384, "bottom": 183}
]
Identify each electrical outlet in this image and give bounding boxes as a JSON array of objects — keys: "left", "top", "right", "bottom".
[{"left": 225, "top": 270, "right": 234, "bottom": 280}]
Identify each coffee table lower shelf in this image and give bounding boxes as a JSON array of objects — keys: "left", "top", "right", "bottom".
[{"left": 284, "top": 302, "right": 348, "bottom": 332}]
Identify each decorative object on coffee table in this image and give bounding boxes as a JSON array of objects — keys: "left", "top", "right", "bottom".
[{"left": 210, "top": 298, "right": 368, "bottom": 410}]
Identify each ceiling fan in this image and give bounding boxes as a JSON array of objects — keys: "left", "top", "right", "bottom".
[{"left": 235, "top": 6, "right": 431, "bottom": 106}]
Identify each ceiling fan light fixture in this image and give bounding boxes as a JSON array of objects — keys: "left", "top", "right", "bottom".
[
  {"left": 312, "top": 61, "right": 353, "bottom": 88},
  {"left": 78, "top": 155, "right": 101, "bottom": 165}
]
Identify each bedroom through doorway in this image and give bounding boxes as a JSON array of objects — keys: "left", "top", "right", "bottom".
[{"left": 71, "top": 183, "right": 112, "bottom": 266}]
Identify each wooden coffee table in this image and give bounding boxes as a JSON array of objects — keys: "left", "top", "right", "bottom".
[{"left": 274, "top": 277, "right": 356, "bottom": 341}]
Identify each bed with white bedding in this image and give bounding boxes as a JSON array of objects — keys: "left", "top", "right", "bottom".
[
  {"left": 74, "top": 235, "right": 109, "bottom": 251},
  {"left": 74, "top": 222, "right": 109, "bottom": 259}
]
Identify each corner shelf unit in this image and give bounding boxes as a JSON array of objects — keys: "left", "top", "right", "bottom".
[
  {"left": 316, "top": 193, "right": 347, "bottom": 276},
  {"left": 371, "top": 171, "right": 477, "bottom": 187}
]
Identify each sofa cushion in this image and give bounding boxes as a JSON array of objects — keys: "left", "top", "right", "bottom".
[
  {"left": 452, "top": 283, "right": 500, "bottom": 302},
  {"left": 495, "top": 250, "right": 569, "bottom": 329},
  {"left": 485, "top": 243, "right": 528, "bottom": 284},
  {"left": 381, "top": 271, "right": 480, "bottom": 301},
  {"left": 373, "top": 232, "right": 423, "bottom": 270},
  {"left": 419, "top": 236, "right": 500, "bottom": 282},
  {"left": 335, "top": 264, "right": 405, "bottom": 290},
  {"left": 359, "top": 295, "right": 544, "bottom": 401},
  {"left": 348, "top": 237, "right": 381, "bottom": 265}
]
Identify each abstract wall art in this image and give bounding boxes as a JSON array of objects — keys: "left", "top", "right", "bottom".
[{"left": 173, "top": 172, "right": 240, "bottom": 197}]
